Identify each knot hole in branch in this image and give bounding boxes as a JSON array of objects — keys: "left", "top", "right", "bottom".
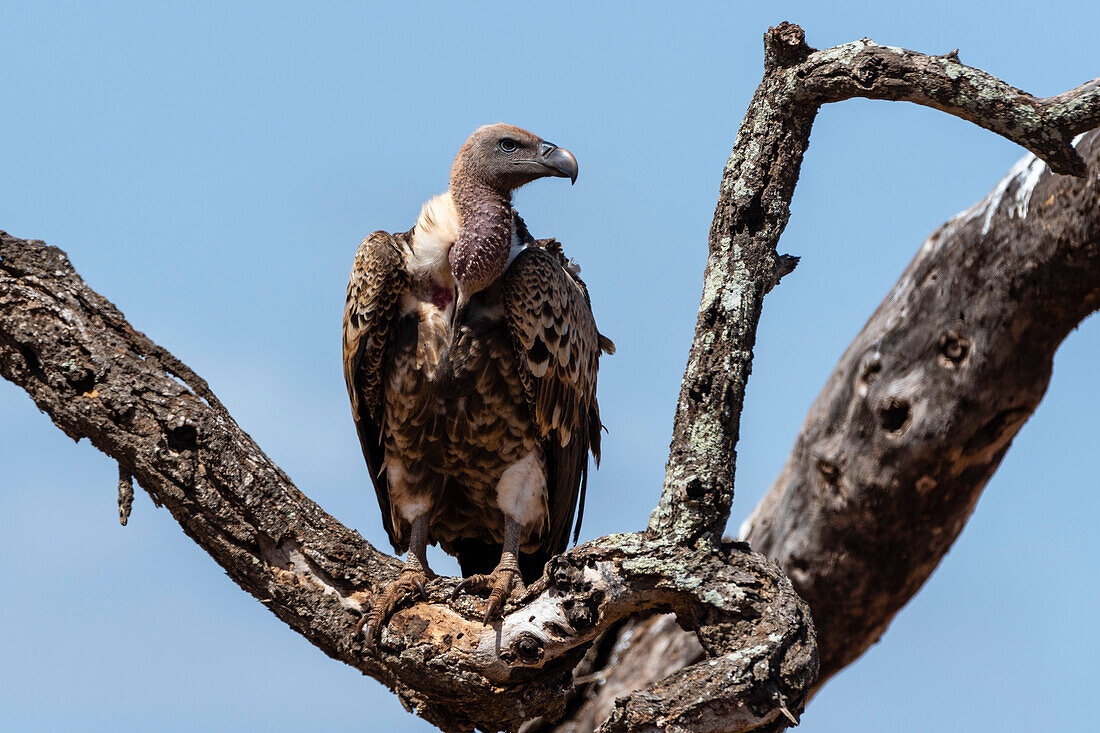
[
  {"left": 859, "top": 355, "right": 882, "bottom": 386},
  {"left": 505, "top": 632, "right": 544, "bottom": 665},
  {"left": 878, "top": 397, "right": 911, "bottom": 433},
  {"left": 853, "top": 55, "right": 885, "bottom": 88},
  {"left": 938, "top": 329, "right": 970, "bottom": 367},
  {"left": 12, "top": 342, "right": 42, "bottom": 378},
  {"left": 167, "top": 424, "right": 198, "bottom": 452},
  {"left": 66, "top": 367, "right": 97, "bottom": 396},
  {"left": 685, "top": 475, "right": 706, "bottom": 500}
]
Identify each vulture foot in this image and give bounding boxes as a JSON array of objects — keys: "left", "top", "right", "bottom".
[
  {"left": 360, "top": 567, "right": 433, "bottom": 644},
  {"left": 451, "top": 557, "right": 525, "bottom": 624}
]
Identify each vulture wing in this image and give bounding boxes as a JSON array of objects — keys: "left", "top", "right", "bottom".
[
  {"left": 342, "top": 230, "right": 408, "bottom": 551},
  {"left": 500, "top": 236, "right": 614, "bottom": 555}
]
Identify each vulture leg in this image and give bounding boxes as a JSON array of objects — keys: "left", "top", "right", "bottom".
[
  {"left": 451, "top": 516, "right": 525, "bottom": 624},
  {"left": 361, "top": 513, "right": 434, "bottom": 644}
]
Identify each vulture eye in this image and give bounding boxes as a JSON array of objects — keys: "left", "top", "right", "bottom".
[{"left": 499, "top": 138, "right": 518, "bottom": 153}]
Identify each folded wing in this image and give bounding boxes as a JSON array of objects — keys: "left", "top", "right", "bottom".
[
  {"left": 500, "top": 238, "right": 614, "bottom": 553},
  {"left": 342, "top": 230, "right": 408, "bottom": 550}
]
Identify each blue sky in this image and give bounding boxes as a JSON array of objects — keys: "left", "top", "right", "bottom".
[{"left": 1, "top": 2, "right": 1097, "bottom": 731}]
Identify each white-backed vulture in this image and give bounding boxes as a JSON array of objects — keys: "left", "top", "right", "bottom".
[{"left": 343, "top": 124, "right": 613, "bottom": 642}]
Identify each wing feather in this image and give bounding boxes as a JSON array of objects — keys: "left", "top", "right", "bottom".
[
  {"left": 501, "top": 238, "right": 613, "bottom": 553},
  {"left": 342, "top": 230, "right": 408, "bottom": 550}
]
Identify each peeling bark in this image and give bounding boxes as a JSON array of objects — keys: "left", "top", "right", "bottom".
[{"left": 3, "top": 22, "right": 1099, "bottom": 733}]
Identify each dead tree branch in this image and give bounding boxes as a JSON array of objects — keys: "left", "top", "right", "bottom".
[
  {"left": 546, "top": 111, "right": 1100, "bottom": 733},
  {"left": 3, "top": 22, "right": 1098, "bottom": 733},
  {"left": 742, "top": 128, "right": 1100, "bottom": 690},
  {"left": 651, "top": 23, "right": 1100, "bottom": 549},
  {"left": 0, "top": 249, "right": 814, "bottom": 727}
]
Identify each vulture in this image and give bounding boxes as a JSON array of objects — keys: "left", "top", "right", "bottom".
[{"left": 343, "top": 124, "right": 613, "bottom": 642}]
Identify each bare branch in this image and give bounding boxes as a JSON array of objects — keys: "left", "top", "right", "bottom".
[
  {"left": 742, "top": 129, "right": 1100, "bottom": 690},
  {"left": 792, "top": 39, "right": 1100, "bottom": 176},
  {"left": 557, "top": 128, "right": 1100, "bottom": 733},
  {"left": 533, "top": 615, "right": 705, "bottom": 733},
  {"left": 4, "top": 22, "right": 1098, "bottom": 733},
  {"left": 0, "top": 232, "right": 815, "bottom": 732},
  {"left": 652, "top": 22, "right": 1100, "bottom": 546}
]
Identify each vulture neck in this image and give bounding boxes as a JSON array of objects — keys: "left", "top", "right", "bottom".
[{"left": 448, "top": 177, "right": 514, "bottom": 303}]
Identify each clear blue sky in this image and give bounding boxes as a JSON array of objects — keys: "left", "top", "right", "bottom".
[{"left": 2, "top": 2, "right": 1097, "bottom": 731}]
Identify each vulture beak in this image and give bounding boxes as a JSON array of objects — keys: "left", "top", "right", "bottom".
[{"left": 538, "top": 141, "right": 579, "bottom": 185}]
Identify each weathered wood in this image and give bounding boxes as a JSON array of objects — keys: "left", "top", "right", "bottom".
[
  {"left": 531, "top": 615, "right": 705, "bottom": 733},
  {"left": 742, "top": 128, "right": 1100, "bottom": 689},
  {"left": 651, "top": 23, "right": 1100, "bottom": 547},
  {"left": 0, "top": 231, "right": 816, "bottom": 732},
  {"left": 3, "top": 22, "right": 1099, "bottom": 733},
  {"left": 549, "top": 129, "right": 1100, "bottom": 732}
]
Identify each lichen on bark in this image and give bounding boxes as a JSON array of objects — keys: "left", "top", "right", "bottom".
[{"left": 3, "top": 21, "right": 1100, "bottom": 733}]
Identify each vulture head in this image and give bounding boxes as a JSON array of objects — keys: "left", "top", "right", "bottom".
[
  {"left": 451, "top": 123, "right": 578, "bottom": 193},
  {"left": 448, "top": 124, "right": 578, "bottom": 301}
]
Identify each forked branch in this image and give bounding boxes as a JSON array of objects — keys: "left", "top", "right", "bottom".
[
  {"left": 548, "top": 129, "right": 1100, "bottom": 733},
  {"left": 652, "top": 22, "right": 1100, "bottom": 547},
  {"left": 2, "top": 22, "right": 1098, "bottom": 733}
]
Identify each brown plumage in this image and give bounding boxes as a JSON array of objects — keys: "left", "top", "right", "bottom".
[{"left": 343, "top": 124, "right": 613, "bottom": 641}]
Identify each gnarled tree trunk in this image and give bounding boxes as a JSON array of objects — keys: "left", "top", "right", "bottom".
[
  {"left": 2, "top": 23, "right": 1098, "bottom": 733},
  {"left": 545, "top": 129, "right": 1100, "bottom": 733}
]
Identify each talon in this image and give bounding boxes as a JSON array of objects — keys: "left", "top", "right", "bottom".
[
  {"left": 451, "top": 577, "right": 471, "bottom": 601},
  {"left": 484, "top": 594, "right": 503, "bottom": 624},
  {"left": 484, "top": 575, "right": 513, "bottom": 622},
  {"left": 450, "top": 555, "right": 523, "bottom": 623},
  {"left": 484, "top": 567, "right": 521, "bottom": 623},
  {"left": 451, "top": 574, "right": 487, "bottom": 601},
  {"left": 358, "top": 567, "right": 431, "bottom": 643}
]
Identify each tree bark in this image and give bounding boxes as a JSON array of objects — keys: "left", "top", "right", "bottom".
[
  {"left": 650, "top": 25, "right": 1098, "bottom": 548},
  {"left": 2, "top": 23, "right": 1098, "bottom": 733},
  {"left": 742, "top": 128, "right": 1100, "bottom": 691},
  {"left": 547, "top": 123, "right": 1100, "bottom": 733}
]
